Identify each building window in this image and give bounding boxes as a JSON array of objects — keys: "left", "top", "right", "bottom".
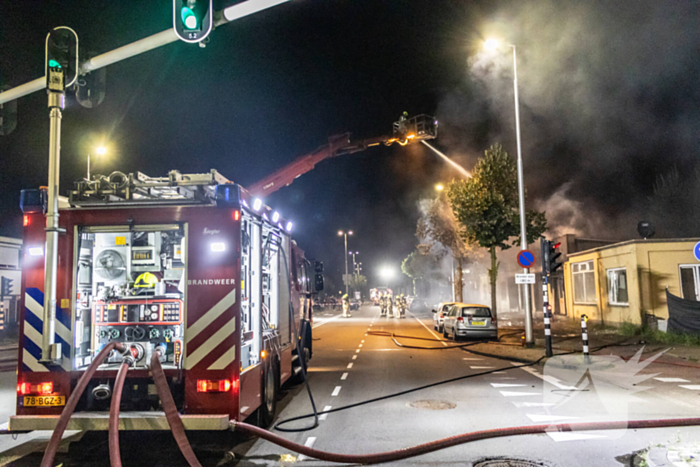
[
  {"left": 680, "top": 265, "right": 700, "bottom": 301},
  {"left": 572, "top": 260, "right": 596, "bottom": 304},
  {"left": 607, "top": 268, "right": 629, "bottom": 305}
]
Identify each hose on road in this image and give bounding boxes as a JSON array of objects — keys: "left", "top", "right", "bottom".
[
  {"left": 367, "top": 330, "right": 482, "bottom": 349},
  {"left": 109, "top": 356, "right": 134, "bottom": 467},
  {"left": 41, "top": 341, "right": 124, "bottom": 467},
  {"left": 234, "top": 417, "right": 700, "bottom": 465},
  {"left": 150, "top": 350, "right": 203, "bottom": 467}
]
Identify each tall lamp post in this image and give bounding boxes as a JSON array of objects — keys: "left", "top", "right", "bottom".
[
  {"left": 379, "top": 267, "right": 394, "bottom": 288},
  {"left": 338, "top": 230, "right": 353, "bottom": 295},
  {"left": 87, "top": 145, "right": 107, "bottom": 180},
  {"left": 484, "top": 38, "right": 534, "bottom": 346}
]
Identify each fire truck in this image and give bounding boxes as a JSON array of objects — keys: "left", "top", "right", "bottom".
[
  {"left": 11, "top": 170, "right": 320, "bottom": 432},
  {"left": 9, "top": 113, "right": 437, "bottom": 435}
]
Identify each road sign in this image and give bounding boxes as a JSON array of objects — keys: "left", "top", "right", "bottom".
[
  {"left": 515, "top": 273, "right": 536, "bottom": 284},
  {"left": 517, "top": 250, "right": 536, "bottom": 269},
  {"left": 694, "top": 242, "right": 700, "bottom": 262}
]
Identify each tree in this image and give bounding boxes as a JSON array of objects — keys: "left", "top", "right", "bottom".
[
  {"left": 448, "top": 144, "right": 546, "bottom": 320},
  {"left": 416, "top": 193, "right": 476, "bottom": 302},
  {"left": 347, "top": 274, "right": 367, "bottom": 295},
  {"left": 401, "top": 250, "right": 441, "bottom": 295}
]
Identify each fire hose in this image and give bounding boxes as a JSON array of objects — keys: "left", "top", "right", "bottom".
[
  {"left": 41, "top": 341, "right": 125, "bottom": 467},
  {"left": 109, "top": 355, "right": 134, "bottom": 467}
]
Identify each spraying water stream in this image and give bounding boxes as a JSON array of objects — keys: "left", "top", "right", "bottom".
[{"left": 421, "top": 141, "right": 471, "bottom": 178}]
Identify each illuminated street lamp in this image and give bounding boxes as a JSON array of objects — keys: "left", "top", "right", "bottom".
[
  {"left": 435, "top": 183, "right": 444, "bottom": 192},
  {"left": 338, "top": 230, "right": 353, "bottom": 294},
  {"left": 87, "top": 145, "right": 108, "bottom": 180},
  {"left": 483, "top": 37, "right": 533, "bottom": 346},
  {"left": 379, "top": 267, "right": 394, "bottom": 288}
]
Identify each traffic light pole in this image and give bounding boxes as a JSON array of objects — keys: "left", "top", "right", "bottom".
[
  {"left": 542, "top": 275, "right": 553, "bottom": 358},
  {"left": 41, "top": 87, "right": 65, "bottom": 363},
  {"left": 0, "top": 0, "right": 292, "bottom": 106}
]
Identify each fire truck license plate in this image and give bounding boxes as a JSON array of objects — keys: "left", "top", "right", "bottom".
[{"left": 23, "top": 395, "right": 65, "bottom": 407}]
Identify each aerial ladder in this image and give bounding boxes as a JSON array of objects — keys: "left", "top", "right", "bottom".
[{"left": 247, "top": 114, "right": 438, "bottom": 197}]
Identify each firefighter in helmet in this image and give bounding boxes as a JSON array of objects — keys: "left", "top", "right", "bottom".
[
  {"left": 379, "top": 293, "right": 387, "bottom": 316},
  {"left": 342, "top": 293, "right": 351, "bottom": 318},
  {"left": 387, "top": 294, "right": 394, "bottom": 318}
]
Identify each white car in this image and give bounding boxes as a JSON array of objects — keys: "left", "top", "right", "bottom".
[{"left": 431, "top": 302, "right": 456, "bottom": 332}]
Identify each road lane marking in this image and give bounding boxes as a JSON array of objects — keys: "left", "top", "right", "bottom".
[
  {"left": 352, "top": 355, "right": 357, "bottom": 360},
  {"left": 341, "top": 372, "right": 348, "bottom": 380},
  {"left": 347, "top": 363, "right": 354, "bottom": 368},
  {"left": 679, "top": 385, "right": 700, "bottom": 390},
  {"left": 491, "top": 383, "right": 527, "bottom": 388},
  {"left": 361, "top": 340, "right": 365, "bottom": 343},
  {"left": 332, "top": 386, "right": 342, "bottom": 396},
  {"left": 359, "top": 344, "right": 363, "bottom": 347},
  {"left": 547, "top": 432, "right": 606, "bottom": 442},
  {"left": 408, "top": 311, "right": 447, "bottom": 346},
  {"left": 499, "top": 391, "right": 541, "bottom": 397},
  {"left": 526, "top": 414, "right": 578, "bottom": 422},
  {"left": 512, "top": 402, "right": 555, "bottom": 408},
  {"left": 654, "top": 377, "right": 690, "bottom": 383},
  {"left": 519, "top": 366, "right": 578, "bottom": 390},
  {"left": 356, "top": 349, "right": 361, "bottom": 353},
  {"left": 471, "top": 366, "right": 495, "bottom": 369},
  {"left": 462, "top": 358, "right": 483, "bottom": 361},
  {"left": 312, "top": 314, "right": 343, "bottom": 329},
  {"left": 319, "top": 406, "right": 332, "bottom": 421},
  {"left": 298, "top": 437, "right": 317, "bottom": 461}
]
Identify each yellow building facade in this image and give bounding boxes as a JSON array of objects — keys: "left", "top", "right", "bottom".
[{"left": 563, "top": 238, "right": 700, "bottom": 326}]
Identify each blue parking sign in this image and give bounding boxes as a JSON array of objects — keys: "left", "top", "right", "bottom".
[{"left": 694, "top": 242, "right": 700, "bottom": 262}]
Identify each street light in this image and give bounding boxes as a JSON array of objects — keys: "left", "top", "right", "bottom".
[
  {"left": 379, "top": 267, "right": 394, "bottom": 288},
  {"left": 483, "top": 38, "right": 533, "bottom": 346},
  {"left": 435, "top": 183, "right": 444, "bottom": 192},
  {"left": 87, "top": 145, "right": 108, "bottom": 180},
  {"left": 350, "top": 251, "right": 360, "bottom": 276},
  {"left": 338, "top": 230, "right": 353, "bottom": 294}
]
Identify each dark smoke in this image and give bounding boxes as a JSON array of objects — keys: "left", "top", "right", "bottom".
[{"left": 436, "top": 0, "right": 700, "bottom": 240}]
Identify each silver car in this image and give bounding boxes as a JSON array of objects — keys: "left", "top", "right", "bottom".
[
  {"left": 442, "top": 303, "right": 497, "bottom": 341},
  {"left": 431, "top": 302, "right": 456, "bottom": 332}
]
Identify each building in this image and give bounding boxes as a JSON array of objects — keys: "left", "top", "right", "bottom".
[
  {"left": 0, "top": 236, "right": 22, "bottom": 332},
  {"left": 562, "top": 238, "right": 700, "bottom": 326}
]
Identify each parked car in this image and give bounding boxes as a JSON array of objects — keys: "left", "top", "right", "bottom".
[
  {"left": 442, "top": 303, "right": 497, "bottom": 341},
  {"left": 431, "top": 302, "right": 456, "bottom": 332}
]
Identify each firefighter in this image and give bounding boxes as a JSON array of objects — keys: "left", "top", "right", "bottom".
[
  {"left": 379, "top": 293, "right": 386, "bottom": 316},
  {"left": 342, "top": 294, "right": 351, "bottom": 318},
  {"left": 387, "top": 294, "right": 394, "bottom": 318},
  {"left": 398, "top": 294, "right": 407, "bottom": 318}
]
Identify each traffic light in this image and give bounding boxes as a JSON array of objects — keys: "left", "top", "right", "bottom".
[
  {"left": 542, "top": 239, "right": 563, "bottom": 276},
  {"left": 0, "top": 276, "right": 13, "bottom": 300},
  {"left": 174, "top": 0, "right": 213, "bottom": 43},
  {"left": 45, "top": 27, "right": 79, "bottom": 92}
]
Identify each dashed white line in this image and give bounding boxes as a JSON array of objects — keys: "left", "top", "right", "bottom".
[
  {"left": 526, "top": 414, "right": 578, "bottom": 422},
  {"left": 352, "top": 355, "right": 357, "bottom": 360},
  {"left": 361, "top": 340, "right": 365, "bottom": 343},
  {"left": 512, "top": 402, "right": 556, "bottom": 408},
  {"left": 470, "top": 366, "right": 495, "bottom": 369},
  {"left": 341, "top": 372, "right": 348, "bottom": 380},
  {"left": 356, "top": 349, "right": 361, "bottom": 353},
  {"left": 332, "top": 386, "right": 342, "bottom": 396},
  {"left": 490, "top": 383, "right": 527, "bottom": 388},
  {"left": 679, "top": 385, "right": 700, "bottom": 390},
  {"left": 359, "top": 344, "right": 363, "bottom": 348},
  {"left": 298, "top": 437, "right": 317, "bottom": 461},
  {"left": 462, "top": 358, "right": 483, "bottom": 361},
  {"left": 347, "top": 363, "right": 354, "bottom": 369},
  {"left": 319, "top": 406, "right": 332, "bottom": 421},
  {"left": 499, "top": 391, "right": 541, "bottom": 397},
  {"left": 654, "top": 377, "right": 690, "bottom": 383}
]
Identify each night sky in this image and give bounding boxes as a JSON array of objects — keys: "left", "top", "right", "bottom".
[{"left": 1, "top": 1, "right": 699, "bottom": 290}]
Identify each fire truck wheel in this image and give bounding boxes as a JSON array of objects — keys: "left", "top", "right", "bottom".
[{"left": 257, "top": 359, "right": 279, "bottom": 428}]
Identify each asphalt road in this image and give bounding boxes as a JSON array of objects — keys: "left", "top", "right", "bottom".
[{"left": 2, "top": 304, "right": 700, "bottom": 466}]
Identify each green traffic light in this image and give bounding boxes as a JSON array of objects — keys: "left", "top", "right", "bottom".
[
  {"left": 181, "top": 7, "right": 198, "bottom": 30},
  {"left": 48, "top": 59, "right": 62, "bottom": 68}
]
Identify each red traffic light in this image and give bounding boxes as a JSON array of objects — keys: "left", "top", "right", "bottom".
[{"left": 553, "top": 242, "right": 561, "bottom": 249}]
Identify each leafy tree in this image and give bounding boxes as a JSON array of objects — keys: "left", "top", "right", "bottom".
[
  {"left": 416, "top": 193, "right": 476, "bottom": 302},
  {"left": 401, "top": 250, "right": 441, "bottom": 295},
  {"left": 448, "top": 144, "right": 546, "bottom": 320}
]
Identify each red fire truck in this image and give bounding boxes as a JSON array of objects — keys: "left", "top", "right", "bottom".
[{"left": 11, "top": 169, "right": 320, "bottom": 432}]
